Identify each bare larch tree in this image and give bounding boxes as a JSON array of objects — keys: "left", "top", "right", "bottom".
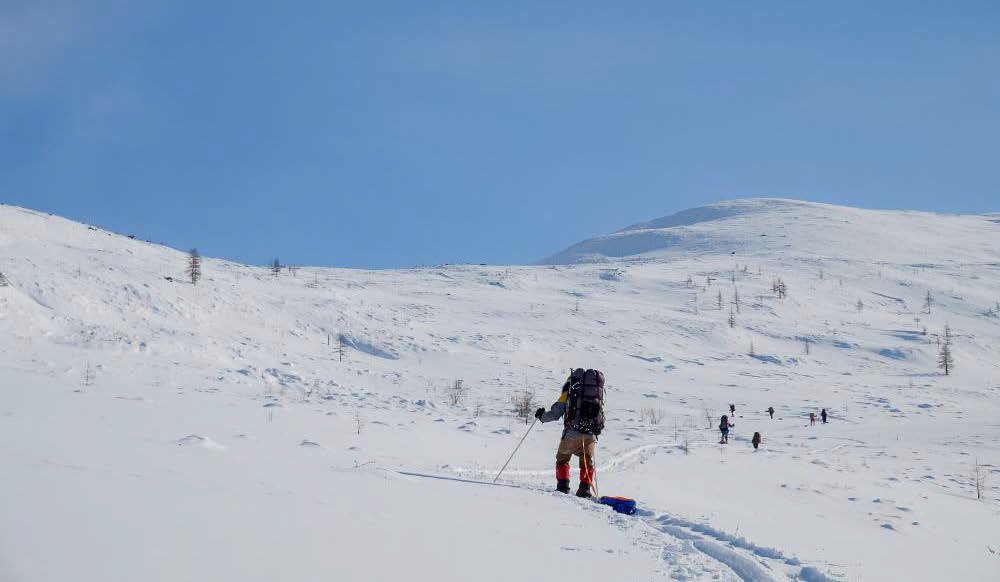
[
  {"left": 938, "top": 325, "right": 954, "bottom": 376},
  {"left": 187, "top": 248, "right": 202, "bottom": 285}
]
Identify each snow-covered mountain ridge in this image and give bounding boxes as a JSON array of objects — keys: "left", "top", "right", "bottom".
[
  {"left": 542, "top": 198, "right": 999, "bottom": 265},
  {"left": 1, "top": 200, "right": 998, "bottom": 581}
]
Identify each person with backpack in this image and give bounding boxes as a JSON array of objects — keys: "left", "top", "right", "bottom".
[
  {"left": 766, "top": 406, "right": 775, "bottom": 420},
  {"left": 719, "top": 415, "right": 733, "bottom": 444},
  {"left": 752, "top": 431, "right": 761, "bottom": 450},
  {"left": 821, "top": 408, "right": 828, "bottom": 424},
  {"left": 809, "top": 412, "right": 816, "bottom": 426},
  {"left": 535, "top": 368, "right": 606, "bottom": 498},
  {"left": 729, "top": 403, "right": 736, "bottom": 415}
]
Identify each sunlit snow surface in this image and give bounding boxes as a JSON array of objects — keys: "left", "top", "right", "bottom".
[{"left": 1, "top": 200, "right": 998, "bottom": 581}]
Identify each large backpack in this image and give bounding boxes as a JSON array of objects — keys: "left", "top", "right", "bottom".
[{"left": 565, "top": 368, "right": 605, "bottom": 435}]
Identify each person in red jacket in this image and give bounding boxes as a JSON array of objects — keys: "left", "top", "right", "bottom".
[{"left": 535, "top": 368, "right": 606, "bottom": 498}]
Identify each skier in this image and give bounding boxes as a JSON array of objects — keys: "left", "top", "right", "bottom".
[
  {"left": 535, "top": 368, "right": 606, "bottom": 498},
  {"left": 821, "top": 408, "right": 828, "bottom": 424},
  {"left": 719, "top": 415, "right": 733, "bottom": 444},
  {"left": 729, "top": 403, "right": 736, "bottom": 415},
  {"left": 766, "top": 406, "right": 775, "bottom": 420},
  {"left": 752, "top": 431, "right": 761, "bottom": 450},
  {"left": 809, "top": 412, "right": 816, "bottom": 426}
]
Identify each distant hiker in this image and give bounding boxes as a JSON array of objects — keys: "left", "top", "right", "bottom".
[
  {"left": 821, "top": 408, "right": 828, "bottom": 424},
  {"left": 719, "top": 415, "right": 733, "bottom": 444},
  {"left": 809, "top": 412, "right": 816, "bottom": 426},
  {"left": 752, "top": 432, "right": 761, "bottom": 450},
  {"left": 535, "top": 368, "right": 605, "bottom": 498},
  {"left": 729, "top": 403, "right": 736, "bottom": 415},
  {"left": 766, "top": 406, "right": 775, "bottom": 420}
]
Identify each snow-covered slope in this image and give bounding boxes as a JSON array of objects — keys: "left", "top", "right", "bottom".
[
  {"left": 1, "top": 201, "right": 999, "bottom": 581},
  {"left": 541, "top": 198, "right": 1000, "bottom": 266}
]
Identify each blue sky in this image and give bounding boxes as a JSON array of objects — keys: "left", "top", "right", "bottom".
[{"left": 2, "top": 1, "right": 998, "bottom": 268}]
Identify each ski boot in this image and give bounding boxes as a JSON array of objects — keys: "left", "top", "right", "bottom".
[
  {"left": 576, "top": 482, "right": 592, "bottom": 499},
  {"left": 556, "top": 479, "right": 571, "bottom": 494}
]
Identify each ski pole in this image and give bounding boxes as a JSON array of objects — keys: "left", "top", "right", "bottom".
[
  {"left": 494, "top": 418, "right": 538, "bottom": 483},
  {"left": 581, "top": 438, "right": 599, "bottom": 499}
]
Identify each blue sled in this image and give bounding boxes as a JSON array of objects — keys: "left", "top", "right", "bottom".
[{"left": 599, "top": 496, "right": 637, "bottom": 515}]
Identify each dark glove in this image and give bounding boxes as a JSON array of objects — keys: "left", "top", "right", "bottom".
[{"left": 534, "top": 407, "right": 546, "bottom": 420}]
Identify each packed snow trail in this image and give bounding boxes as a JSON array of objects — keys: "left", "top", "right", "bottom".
[
  {"left": 427, "top": 441, "right": 838, "bottom": 581},
  {"left": 405, "top": 461, "right": 827, "bottom": 581}
]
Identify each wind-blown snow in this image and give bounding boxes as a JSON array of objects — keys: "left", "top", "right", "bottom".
[{"left": 1, "top": 200, "right": 998, "bottom": 581}]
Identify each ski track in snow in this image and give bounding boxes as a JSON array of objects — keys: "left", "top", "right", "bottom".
[
  {"left": 440, "top": 442, "right": 832, "bottom": 581},
  {"left": 412, "top": 462, "right": 819, "bottom": 582},
  {"left": 465, "top": 442, "right": 674, "bottom": 477},
  {"left": 690, "top": 540, "right": 774, "bottom": 582}
]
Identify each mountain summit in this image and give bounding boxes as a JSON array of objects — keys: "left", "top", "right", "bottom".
[{"left": 540, "top": 198, "right": 999, "bottom": 265}]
